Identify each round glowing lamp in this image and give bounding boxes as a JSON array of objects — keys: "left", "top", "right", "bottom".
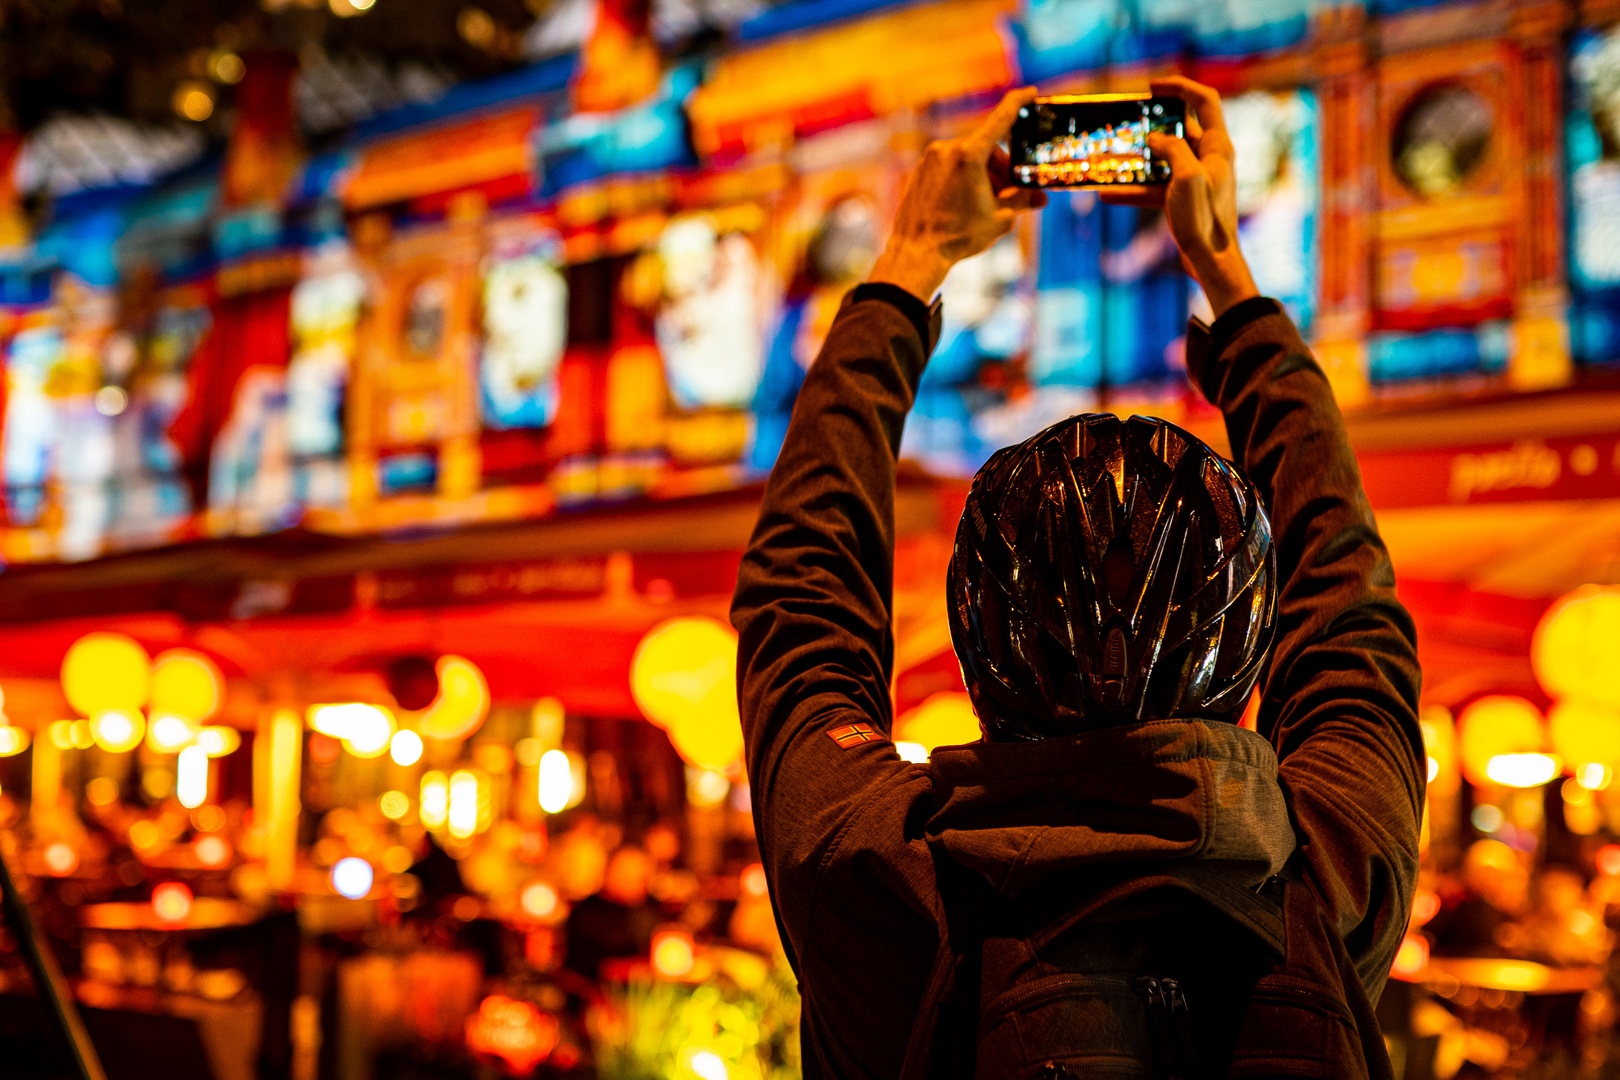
[
  {"left": 149, "top": 649, "right": 223, "bottom": 721},
  {"left": 1548, "top": 699, "right": 1620, "bottom": 777},
  {"left": 152, "top": 881, "right": 193, "bottom": 924},
  {"left": 91, "top": 708, "right": 145, "bottom": 754},
  {"left": 416, "top": 657, "right": 490, "bottom": 741},
  {"left": 61, "top": 632, "right": 150, "bottom": 716},
  {"left": 1533, "top": 585, "right": 1620, "bottom": 708},
  {"left": 331, "top": 857, "right": 374, "bottom": 900},
  {"left": 668, "top": 713, "right": 744, "bottom": 772},
  {"left": 537, "top": 749, "right": 575, "bottom": 814},
  {"left": 630, "top": 617, "right": 738, "bottom": 731},
  {"left": 1458, "top": 696, "right": 1545, "bottom": 787},
  {"left": 194, "top": 726, "right": 241, "bottom": 758},
  {"left": 897, "top": 692, "right": 982, "bottom": 754}
]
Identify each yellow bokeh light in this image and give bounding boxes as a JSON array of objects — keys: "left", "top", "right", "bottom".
[
  {"left": 1419, "top": 705, "right": 1459, "bottom": 796},
  {"left": 897, "top": 692, "right": 981, "bottom": 754},
  {"left": 1548, "top": 699, "right": 1620, "bottom": 777},
  {"left": 195, "top": 726, "right": 242, "bottom": 758},
  {"left": 147, "top": 713, "right": 199, "bottom": 753},
  {"left": 632, "top": 618, "right": 744, "bottom": 770},
  {"left": 1458, "top": 696, "right": 1545, "bottom": 787},
  {"left": 1533, "top": 585, "right": 1620, "bottom": 709},
  {"left": 61, "top": 632, "right": 150, "bottom": 717},
  {"left": 150, "top": 649, "right": 223, "bottom": 721},
  {"left": 1485, "top": 752, "right": 1562, "bottom": 788},
  {"left": 173, "top": 83, "right": 214, "bottom": 122},
  {"left": 631, "top": 617, "right": 738, "bottom": 731},
  {"left": 176, "top": 745, "right": 209, "bottom": 809},
  {"left": 0, "top": 726, "right": 28, "bottom": 757},
  {"left": 390, "top": 729, "right": 424, "bottom": 766},
  {"left": 651, "top": 928, "right": 695, "bottom": 978},
  {"left": 379, "top": 790, "right": 410, "bottom": 820},
  {"left": 421, "top": 771, "right": 449, "bottom": 829},
  {"left": 416, "top": 656, "right": 490, "bottom": 742},
  {"left": 92, "top": 708, "right": 146, "bottom": 754}
]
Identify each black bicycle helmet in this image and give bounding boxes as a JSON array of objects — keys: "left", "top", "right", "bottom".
[{"left": 947, "top": 412, "right": 1276, "bottom": 741}]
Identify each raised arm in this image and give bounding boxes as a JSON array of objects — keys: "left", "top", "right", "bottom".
[
  {"left": 1114, "top": 77, "right": 1424, "bottom": 998},
  {"left": 730, "top": 88, "right": 1042, "bottom": 963}
]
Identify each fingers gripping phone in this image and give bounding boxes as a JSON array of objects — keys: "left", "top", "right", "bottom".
[{"left": 1009, "top": 94, "right": 1186, "bottom": 189}]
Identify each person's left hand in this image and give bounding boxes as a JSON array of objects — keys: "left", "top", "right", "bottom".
[{"left": 868, "top": 87, "right": 1048, "bottom": 301}]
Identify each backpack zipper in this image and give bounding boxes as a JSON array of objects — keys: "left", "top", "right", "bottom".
[
  {"left": 1133, "top": 976, "right": 1175, "bottom": 1080},
  {"left": 1161, "top": 978, "right": 1200, "bottom": 1080}
]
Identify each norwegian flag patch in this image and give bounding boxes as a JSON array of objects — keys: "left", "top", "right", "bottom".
[{"left": 828, "top": 723, "right": 880, "bottom": 749}]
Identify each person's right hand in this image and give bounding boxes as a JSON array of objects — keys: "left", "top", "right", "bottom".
[{"left": 1102, "top": 76, "right": 1259, "bottom": 318}]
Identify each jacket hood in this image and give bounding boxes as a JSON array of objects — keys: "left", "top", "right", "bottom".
[{"left": 924, "top": 719, "right": 1296, "bottom": 898}]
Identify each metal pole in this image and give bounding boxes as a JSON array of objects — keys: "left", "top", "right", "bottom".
[{"left": 0, "top": 839, "right": 109, "bottom": 1080}]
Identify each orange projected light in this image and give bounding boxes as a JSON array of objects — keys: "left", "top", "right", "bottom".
[{"left": 61, "top": 632, "right": 150, "bottom": 716}]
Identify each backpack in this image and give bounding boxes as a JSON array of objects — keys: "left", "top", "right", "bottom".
[{"left": 899, "top": 857, "right": 1371, "bottom": 1080}]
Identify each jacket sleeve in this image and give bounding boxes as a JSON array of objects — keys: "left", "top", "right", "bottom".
[
  {"left": 1187, "top": 297, "right": 1425, "bottom": 1001},
  {"left": 730, "top": 290, "right": 943, "bottom": 1077}
]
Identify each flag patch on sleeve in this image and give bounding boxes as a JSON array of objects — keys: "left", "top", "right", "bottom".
[{"left": 828, "top": 723, "right": 879, "bottom": 749}]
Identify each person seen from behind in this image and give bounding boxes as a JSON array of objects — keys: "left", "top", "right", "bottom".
[{"left": 732, "top": 78, "right": 1424, "bottom": 1079}]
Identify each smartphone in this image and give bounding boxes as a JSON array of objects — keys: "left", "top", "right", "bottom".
[{"left": 1009, "top": 94, "right": 1186, "bottom": 189}]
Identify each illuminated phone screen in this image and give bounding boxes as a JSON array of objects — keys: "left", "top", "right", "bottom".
[{"left": 1010, "top": 96, "right": 1187, "bottom": 189}]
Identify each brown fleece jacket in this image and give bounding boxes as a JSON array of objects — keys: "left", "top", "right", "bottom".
[{"left": 731, "top": 292, "right": 1423, "bottom": 1080}]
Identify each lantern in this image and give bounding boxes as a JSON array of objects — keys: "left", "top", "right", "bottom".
[
  {"left": 1457, "top": 696, "right": 1545, "bottom": 787},
  {"left": 1533, "top": 585, "right": 1620, "bottom": 709},
  {"left": 61, "top": 632, "right": 150, "bottom": 716},
  {"left": 149, "top": 649, "right": 223, "bottom": 721},
  {"left": 1548, "top": 700, "right": 1620, "bottom": 778},
  {"left": 631, "top": 617, "right": 745, "bottom": 770}
]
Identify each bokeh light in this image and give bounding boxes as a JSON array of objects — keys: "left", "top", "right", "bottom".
[
  {"left": 61, "top": 632, "right": 150, "bottom": 716},
  {"left": 630, "top": 616, "right": 737, "bottom": 731},
  {"left": 379, "top": 790, "right": 410, "bottom": 820},
  {"left": 537, "top": 749, "right": 573, "bottom": 814},
  {"left": 896, "top": 692, "right": 981, "bottom": 754},
  {"left": 43, "top": 841, "right": 78, "bottom": 876},
  {"left": 195, "top": 726, "right": 241, "bottom": 758},
  {"left": 176, "top": 745, "right": 209, "bottom": 808},
  {"left": 521, "top": 880, "right": 559, "bottom": 919},
  {"left": 1485, "top": 752, "right": 1561, "bottom": 788},
  {"left": 91, "top": 708, "right": 145, "bottom": 753},
  {"left": 416, "top": 656, "right": 490, "bottom": 741},
  {"left": 420, "top": 771, "right": 449, "bottom": 828},
  {"left": 1533, "top": 585, "right": 1620, "bottom": 708},
  {"left": 390, "top": 728, "right": 423, "bottom": 766},
  {"left": 148, "top": 713, "right": 198, "bottom": 752},
  {"left": 152, "top": 882, "right": 193, "bottom": 923},
  {"left": 193, "top": 834, "right": 232, "bottom": 868},
  {"left": 1458, "top": 696, "right": 1545, "bottom": 786},
  {"left": 651, "top": 927, "right": 695, "bottom": 978},
  {"left": 332, "top": 856, "right": 374, "bottom": 899},
  {"left": 1548, "top": 700, "right": 1620, "bottom": 777},
  {"left": 150, "top": 649, "right": 223, "bottom": 721},
  {"left": 0, "top": 726, "right": 28, "bottom": 757}
]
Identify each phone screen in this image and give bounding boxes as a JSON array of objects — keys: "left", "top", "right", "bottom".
[{"left": 1010, "top": 96, "right": 1186, "bottom": 189}]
